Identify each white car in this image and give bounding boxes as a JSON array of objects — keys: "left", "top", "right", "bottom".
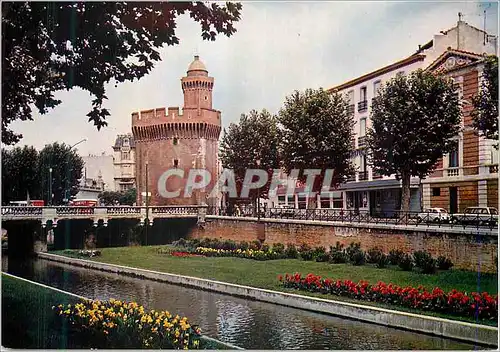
[{"left": 417, "top": 208, "right": 450, "bottom": 223}]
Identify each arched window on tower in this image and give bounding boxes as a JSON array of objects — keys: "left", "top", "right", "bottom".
[
  {"left": 174, "top": 159, "right": 179, "bottom": 168},
  {"left": 173, "top": 137, "right": 178, "bottom": 145}
]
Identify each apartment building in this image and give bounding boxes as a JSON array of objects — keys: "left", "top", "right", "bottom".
[
  {"left": 324, "top": 19, "right": 497, "bottom": 215},
  {"left": 113, "top": 133, "right": 136, "bottom": 191}
]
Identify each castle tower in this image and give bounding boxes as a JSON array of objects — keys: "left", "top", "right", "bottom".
[{"left": 131, "top": 56, "right": 222, "bottom": 206}]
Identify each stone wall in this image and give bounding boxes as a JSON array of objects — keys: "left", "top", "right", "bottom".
[{"left": 189, "top": 218, "right": 498, "bottom": 273}]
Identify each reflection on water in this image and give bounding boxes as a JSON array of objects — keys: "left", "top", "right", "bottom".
[{"left": 2, "top": 257, "right": 481, "bottom": 350}]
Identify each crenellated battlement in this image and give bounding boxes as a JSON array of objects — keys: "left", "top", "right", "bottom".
[
  {"left": 131, "top": 107, "right": 185, "bottom": 127},
  {"left": 132, "top": 121, "right": 221, "bottom": 142}
]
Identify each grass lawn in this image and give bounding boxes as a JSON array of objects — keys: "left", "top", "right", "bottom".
[
  {"left": 1, "top": 273, "right": 233, "bottom": 349},
  {"left": 53, "top": 246, "right": 498, "bottom": 326}
]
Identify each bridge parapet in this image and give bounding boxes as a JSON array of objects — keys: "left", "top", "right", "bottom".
[{"left": 2, "top": 206, "right": 206, "bottom": 226}]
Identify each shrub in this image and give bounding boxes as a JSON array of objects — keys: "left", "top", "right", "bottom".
[
  {"left": 314, "top": 246, "right": 329, "bottom": 262},
  {"left": 329, "top": 242, "right": 347, "bottom": 264},
  {"left": 299, "top": 244, "right": 314, "bottom": 261},
  {"left": 376, "top": 253, "right": 389, "bottom": 269},
  {"left": 285, "top": 244, "right": 299, "bottom": 259},
  {"left": 189, "top": 238, "right": 200, "bottom": 248},
  {"left": 199, "top": 237, "right": 212, "bottom": 248},
  {"left": 351, "top": 250, "right": 366, "bottom": 266},
  {"left": 272, "top": 243, "right": 285, "bottom": 254},
  {"left": 261, "top": 244, "right": 270, "bottom": 253},
  {"left": 222, "top": 240, "right": 237, "bottom": 251},
  {"left": 436, "top": 256, "right": 454, "bottom": 270},
  {"left": 366, "top": 247, "right": 383, "bottom": 264},
  {"left": 239, "top": 241, "right": 249, "bottom": 250},
  {"left": 346, "top": 242, "right": 365, "bottom": 265},
  {"left": 413, "top": 250, "right": 436, "bottom": 274},
  {"left": 388, "top": 249, "right": 405, "bottom": 265},
  {"left": 172, "top": 238, "right": 187, "bottom": 247},
  {"left": 398, "top": 253, "right": 414, "bottom": 271},
  {"left": 249, "top": 240, "right": 262, "bottom": 251}
]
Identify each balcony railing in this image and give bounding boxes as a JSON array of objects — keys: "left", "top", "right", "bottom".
[
  {"left": 347, "top": 104, "right": 355, "bottom": 116},
  {"left": 446, "top": 167, "right": 459, "bottom": 177},
  {"left": 358, "top": 136, "right": 366, "bottom": 148},
  {"left": 358, "top": 100, "right": 368, "bottom": 113}
]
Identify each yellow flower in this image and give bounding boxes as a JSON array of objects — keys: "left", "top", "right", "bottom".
[{"left": 193, "top": 340, "right": 199, "bottom": 347}]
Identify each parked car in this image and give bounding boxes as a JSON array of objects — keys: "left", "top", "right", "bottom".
[
  {"left": 417, "top": 208, "right": 450, "bottom": 223},
  {"left": 450, "top": 207, "right": 498, "bottom": 226}
]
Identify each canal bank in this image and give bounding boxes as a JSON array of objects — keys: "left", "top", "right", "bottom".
[
  {"left": 1, "top": 255, "right": 481, "bottom": 350},
  {"left": 1, "top": 273, "right": 241, "bottom": 350},
  {"left": 36, "top": 252, "right": 498, "bottom": 347}
]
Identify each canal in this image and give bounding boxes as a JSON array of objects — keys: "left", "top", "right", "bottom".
[{"left": 2, "top": 256, "right": 482, "bottom": 350}]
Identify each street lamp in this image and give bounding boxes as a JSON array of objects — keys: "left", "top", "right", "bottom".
[
  {"left": 145, "top": 160, "right": 149, "bottom": 246},
  {"left": 49, "top": 168, "right": 53, "bottom": 206},
  {"left": 256, "top": 159, "right": 261, "bottom": 221},
  {"left": 64, "top": 139, "right": 87, "bottom": 203}
]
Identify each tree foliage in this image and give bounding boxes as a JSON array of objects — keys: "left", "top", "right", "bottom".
[
  {"left": 219, "top": 109, "right": 280, "bottom": 202},
  {"left": 472, "top": 55, "right": 498, "bottom": 142},
  {"left": 1, "top": 146, "right": 40, "bottom": 204},
  {"left": 2, "top": 2, "right": 242, "bottom": 144},
  {"left": 366, "top": 70, "right": 461, "bottom": 212},
  {"left": 99, "top": 188, "right": 137, "bottom": 206},
  {"left": 2, "top": 142, "right": 84, "bottom": 205},
  {"left": 38, "top": 142, "right": 85, "bottom": 205},
  {"left": 278, "top": 88, "right": 355, "bottom": 193}
]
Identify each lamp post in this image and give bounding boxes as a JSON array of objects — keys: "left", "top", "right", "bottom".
[
  {"left": 256, "top": 159, "right": 261, "bottom": 221},
  {"left": 49, "top": 168, "right": 53, "bottom": 206},
  {"left": 145, "top": 160, "right": 149, "bottom": 246},
  {"left": 64, "top": 138, "right": 87, "bottom": 204}
]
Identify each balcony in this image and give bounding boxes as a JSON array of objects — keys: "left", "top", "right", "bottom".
[
  {"left": 358, "top": 171, "right": 368, "bottom": 181},
  {"left": 358, "top": 136, "right": 366, "bottom": 148},
  {"left": 446, "top": 167, "right": 459, "bottom": 177},
  {"left": 347, "top": 104, "right": 355, "bottom": 116},
  {"left": 358, "top": 100, "right": 368, "bottom": 113}
]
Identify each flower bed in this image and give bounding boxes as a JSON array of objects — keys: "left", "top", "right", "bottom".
[
  {"left": 53, "top": 298, "right": 202, "bottom": 349},
  {"left": 279, "top": 273, "right": 498, "bottom": 321},
  {"left": 171, "top": 251, "right": 204, "bottom": 258},
  {"left": 78, "top": 249, "right": 101, "bottom": 257},
  {"left": 195, "top": 246, "right": 285, "bottom": 260}
]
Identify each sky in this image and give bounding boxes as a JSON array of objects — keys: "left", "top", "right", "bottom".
[{"left": 6, "top": 1, "right": 499, "bottom": 157}]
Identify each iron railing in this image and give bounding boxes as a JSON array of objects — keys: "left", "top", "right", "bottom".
[
  {"left": 358, "top": 100, "right": 368, "bottom": 113},
  {"left": 207, "top": 206, "right": 499, "bottom": 230}
]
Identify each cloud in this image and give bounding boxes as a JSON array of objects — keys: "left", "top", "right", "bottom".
[{"left": 6, "top": 1, "right": 498, "bottom": 156}]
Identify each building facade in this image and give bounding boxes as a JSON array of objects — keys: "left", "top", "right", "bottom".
[
  {"left": 422, "top": 49, "right": 499, "bottom": 212},
  {"left": 112, "top": 134, "right": 136, "bottom": 192},
  {"left": 81, "top": 152, "right": 115, "bottom": 192},
  {"left": 76, "top": 173, "right": 105, "bottom": 200},
  {"left": 132, "top": 56, "right": 222, "bottom": 206},
  {"left": 324, "top": 19, "right": 497, "bottom": 215}
]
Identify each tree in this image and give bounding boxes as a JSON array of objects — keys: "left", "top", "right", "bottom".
[
  {"left": 219, "top": 109, "right": 280, "bottom": 205},
  {"left": 98, "top": 188, "right": 136, "bottom": 205},
  {"left": 278, "top": 88, "right": 355, "bottom": 205},
  {"left": 2, "top": 2, "right": 242, "bottom": 144},
  {"left": 472, "top": 55, "right": 498, "bottom": 143},
  {"left": 38, "top": 142, "right": 85, "bottom": 205},
  {"left": 366, "top": 70, "right": 461, "bottom": 213},
  {"left": 1, "top": 146, "right": 41, "bottom": 204}
]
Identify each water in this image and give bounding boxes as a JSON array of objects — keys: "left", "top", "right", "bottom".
[{"left": 2, "top": 256, "right": 482, "bottom": 350}]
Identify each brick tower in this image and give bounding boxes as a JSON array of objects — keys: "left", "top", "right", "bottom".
[{"left": 132, "top": 56, "right": 222, "bottom": 206}]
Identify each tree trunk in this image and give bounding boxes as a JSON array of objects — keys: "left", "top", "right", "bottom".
[{"left": 400, "top": 172, "right": 411, "bottom": 216}]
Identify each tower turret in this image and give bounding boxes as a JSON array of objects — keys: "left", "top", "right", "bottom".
[{"left": 181, "top": 55, "right": 214, "bottom": 112}]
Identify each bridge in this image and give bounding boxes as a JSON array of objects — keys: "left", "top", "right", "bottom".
[
  {"left": 1, "top": 206, "right": 207, "bottom": 227},
  {"left": 2, "top": 205, "right": 498, "bottom": 232}
]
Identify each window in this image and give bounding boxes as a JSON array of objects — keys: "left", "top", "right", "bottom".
[
  {"left": 448, "top": 140, "right": 459, "bottom": 168},
  {"left": 297, "top": 195, "right": 307, "bottom": 209},
  {"left": 278, "top": 195, "right": 285, "bottom": 204},
  {"left": 347, "top": 90, "right": 354, "bottom": 104},
  {"left": 287, "top": 195, "right": 294, "bottom": 206},
  {"left": 320, "top": 194, "right": 331, "bottom": 209},
  {"left": 123, "top": 138, "right": 130, "bottom": 147},
  {"left": 373, "top": 80, "right": 381, "bottom": 97},
  {"left": 174, "top": 159, "right": 179, "bottom": 168},
  {"left": 360, "top": 86, "right": 367, "bottom": 101},
  {"left": 173, "top": 137, "right": 178, "bottom": 145},
  {"left": 122, "top": 152, "right": 130, "bottom": 160},
  {"left": 432, "top": 187, "right": 441, "bottom": 197},
  {"left": 359, "top": 118, "right": 366, "bottom": 137}
]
